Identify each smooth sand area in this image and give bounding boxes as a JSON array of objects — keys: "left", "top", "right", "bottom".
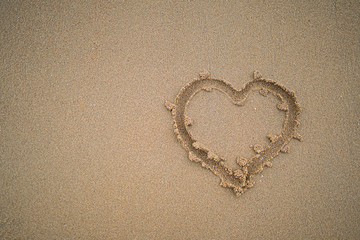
[{"left": 1, "top": 1, "right": 359, "bottom": 239}]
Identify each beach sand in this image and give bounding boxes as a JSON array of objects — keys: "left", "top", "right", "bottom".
[{"left": 1, "top": 1, "right": 359, "bottom": 239}]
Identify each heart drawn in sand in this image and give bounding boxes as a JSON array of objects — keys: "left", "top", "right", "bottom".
[{"left": 165, "top": 71, "right": 302, "bottom": 196}]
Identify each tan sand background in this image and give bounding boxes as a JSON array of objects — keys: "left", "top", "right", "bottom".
[{"left": 1, "top": 0, "right": 359, "bottom": 239}]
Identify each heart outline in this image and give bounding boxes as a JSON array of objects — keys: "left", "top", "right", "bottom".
[{"left": 165, "top": 71, "right": 302, "bottom": 196}]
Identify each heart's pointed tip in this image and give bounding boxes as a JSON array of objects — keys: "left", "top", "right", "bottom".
[{"left": 253, "top": 70, "right": 262, "bottom": 79}]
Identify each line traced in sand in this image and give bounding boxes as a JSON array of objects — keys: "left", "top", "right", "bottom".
[{"left": 165, "top": 71, "right": 302, "bottom": 196}]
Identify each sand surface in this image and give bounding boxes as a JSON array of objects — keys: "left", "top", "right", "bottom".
[{"left": 1, "top": 1, "right": 359, "bottom": 239}]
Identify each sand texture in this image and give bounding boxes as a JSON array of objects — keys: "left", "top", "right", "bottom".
[{"left": 1, "top": 1, "right": 359, "bottom": 239}]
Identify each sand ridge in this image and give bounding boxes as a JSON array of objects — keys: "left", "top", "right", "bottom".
[{"left": 165, "top": 71, "right": 302, "bottom": 196}]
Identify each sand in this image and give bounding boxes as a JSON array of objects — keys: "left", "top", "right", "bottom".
[{"left": 1, "top": 1, "right": 359, "bottom": 239}]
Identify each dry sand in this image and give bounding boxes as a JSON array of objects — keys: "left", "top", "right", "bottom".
[{"left": 1, "top": 1, "right": 359, "bottom": 239}]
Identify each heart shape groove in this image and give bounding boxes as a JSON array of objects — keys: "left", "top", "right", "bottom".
[{"left": 165, "top": 71, "right": 302, "bottom": 196}]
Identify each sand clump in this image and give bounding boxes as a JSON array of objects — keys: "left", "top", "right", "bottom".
[{"left": 165, "top": 71, "right": 302, "bottom": 196}]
